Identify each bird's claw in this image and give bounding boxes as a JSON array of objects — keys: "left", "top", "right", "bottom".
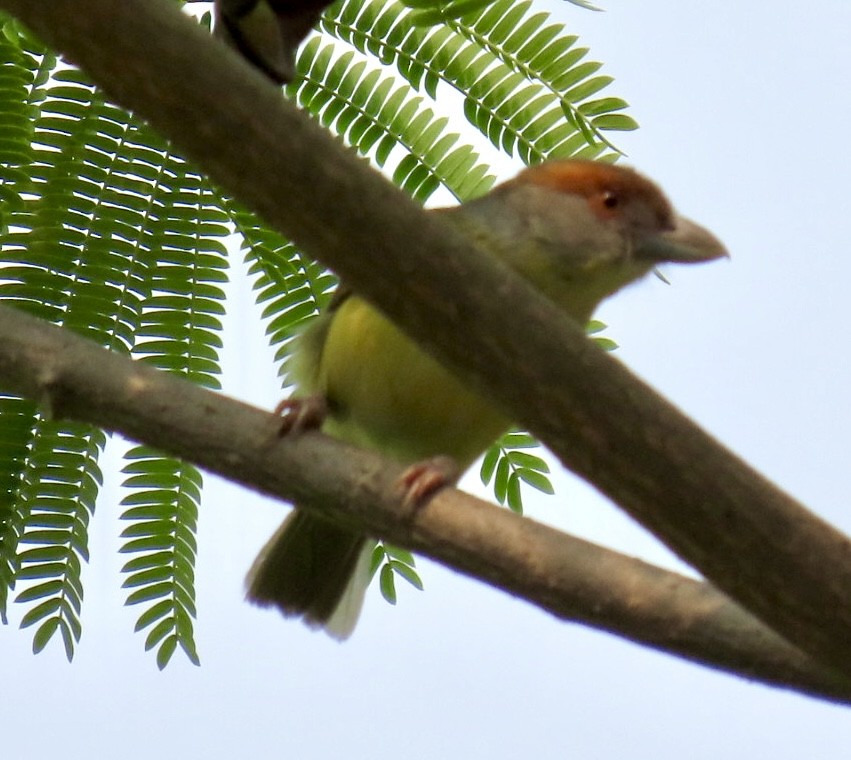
[
  {"left": 274, "top": 394, "right": 328, "bottom": 436},
  {"left": 398, "top": 456, "right": 459, "bottom": 507}
]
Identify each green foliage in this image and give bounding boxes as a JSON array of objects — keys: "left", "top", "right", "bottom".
[
  {"left": 587, "top": 319, "right": 618, "bottom": 352},
  {"left": 371, "top": 543, "right": 423, "bottom": 605},
  {"left": 0, "top": 0, "right": 636, "bottom": 661},
  {"left": 401, "top": 0, "right": 604, "bottom": 23},
  {"left": 293, "top": 36, "right": 496, "bottom": 202},
  {"left": 322, "top": 0, "right": 635, "bottom": 166},
  {"left": 14, "top": 422, "right": 103, "bottom": 659},
  {"left": 0, "top": 15, "right": 229, "bottom": 664},
  {"left": 481, "top": 430, "right": 553, "bottom": 514},
  {"left": 120, "top": 448, "right": 201, "bottom": 668}
]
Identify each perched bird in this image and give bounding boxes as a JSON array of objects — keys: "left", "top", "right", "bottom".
[
  {"left": 214, "top": 0, "right": 329, "bottom": 84},
  {"left": 247, "top": 159, "right": 727, "bottom": 637}
]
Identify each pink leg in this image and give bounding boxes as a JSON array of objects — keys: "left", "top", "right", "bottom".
[
  {"left": 274, "top": 394, "right": 328, "bottom": 435},
  {"left": 398, "top": 455, "right": 460, "bottom": 506}
]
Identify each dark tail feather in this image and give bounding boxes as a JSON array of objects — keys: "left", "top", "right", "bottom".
[{"left": 246, "top": 510, "right": 368, "bottom": 637}]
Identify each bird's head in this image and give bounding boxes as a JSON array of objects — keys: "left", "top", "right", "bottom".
[{"left": 451, "top": 159, "right": 727, "bottom": 322}]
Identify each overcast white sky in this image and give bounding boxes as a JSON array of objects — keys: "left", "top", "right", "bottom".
[{"left": 3, "top": 1, "right": 851, "bottom": 757}]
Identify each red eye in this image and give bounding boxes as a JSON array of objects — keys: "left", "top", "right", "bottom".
[{"left": 602, "top": 191, "right": 619, "bottom": 209}]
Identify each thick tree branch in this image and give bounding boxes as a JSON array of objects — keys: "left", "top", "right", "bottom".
[
  {"left": 0, "top": 304, "right": 847, "bottom": 703},
  {"left": 2, "top": 0, "right": 851, "bottom": 678}
]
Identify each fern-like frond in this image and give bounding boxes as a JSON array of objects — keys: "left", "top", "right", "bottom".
[
  {"left": 292, "top": 36, "right": 495, "bottom": 202},
  {"left": 323, "top": 0, "right": 635, "bottom": 164},
  {"left": 370, "top": 542, "right": 423, "bottom": 605},
  {"left": 450, "top": 0, "right": 634, "bottom": 153},
  {"left": 0, "top": 22, "right": 230, "bottom": 662},
  {"left": 121, "top": 163, "right": 230, "bottom": 667},
  {"left": 480, "top": 430, "right": 553, "bottom": 514},
  {"left": 14, "top": 422, "right": 104, "bottom": 660},
  {"left": 402, "top": 0, "right": 603, "bottom": 23},
  {"left": 0, "top": 39, "right": 147, "bottom": 657},
  {"left": 119, "top": 447, "right": 201, "bottom": 669},
  {"left": 0, "top": 17, "right": 35, "bottom": 195}
]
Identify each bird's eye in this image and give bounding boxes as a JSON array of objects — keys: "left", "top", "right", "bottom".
[{"left": 602, "top": 191, "right": 619, "bottom": 209}]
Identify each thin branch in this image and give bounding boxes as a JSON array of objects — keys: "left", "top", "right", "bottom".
[
  {"left": 2, "top": 0, "right": 851, "bottom": 677},
  {"left": 0, "top": 303, "right": 847, "bottom": 703}
]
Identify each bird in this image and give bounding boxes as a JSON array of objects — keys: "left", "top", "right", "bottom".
[
  {"left": 214, "top": 0, "right": 329, "bottom": 84},
  {"left": 246, "top": 159, "right": 728, "bottom": 638}
]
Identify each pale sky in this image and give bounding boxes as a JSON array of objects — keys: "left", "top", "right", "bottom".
[{"left": 3, "top": 1, "right": 850, "bottom": 757}]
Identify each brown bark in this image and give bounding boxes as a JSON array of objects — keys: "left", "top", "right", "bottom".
[{"left": 0, "top": 303, "right": 847, "bottom": 703}]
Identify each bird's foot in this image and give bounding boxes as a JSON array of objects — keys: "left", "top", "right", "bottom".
[
  {"left": 274, "top": 394, "right": 328, "bottom": 435},
  {"left": 398, "top": 456, "right": 459, "bottom": 507}
]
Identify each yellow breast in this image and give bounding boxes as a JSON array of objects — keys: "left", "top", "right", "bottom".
[{"left": 316, "top": 296, "right": 509, "bottom": 468}]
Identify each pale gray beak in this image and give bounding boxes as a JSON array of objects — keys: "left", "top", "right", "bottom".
[{"left": 637, "top": 215, "right": 729, "bottom": 264}]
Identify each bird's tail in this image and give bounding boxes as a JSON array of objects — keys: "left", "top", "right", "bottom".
[{"left": 246, "top": 510, "right": 372, "bottom": 639}]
